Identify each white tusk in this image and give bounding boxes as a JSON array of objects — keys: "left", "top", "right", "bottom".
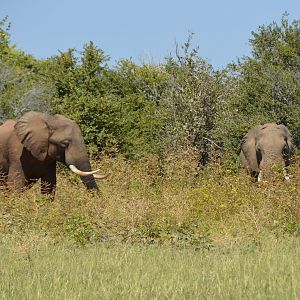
[
  {"left": 93, "top": 173, "right": 108, "bottom": 179},
  {"left": 283, "top": 168, "right": 290, "bottom": 181},
  {"left": 257, "top": 170, "right": 263, "bottom": 182},
  {"left": 69, "top": 164, "right": 105, "bottom": 177}
]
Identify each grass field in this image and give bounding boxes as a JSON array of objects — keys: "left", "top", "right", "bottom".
[
  {"left": 0, "top": 154, "right": 300, "bottom": 299},
  {"left": 0, "top": 235, "right": 300, "bottom": 299}
]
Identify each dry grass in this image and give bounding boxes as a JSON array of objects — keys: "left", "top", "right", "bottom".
[
  {"left": 0, "top": 152, "right": 300, "bottom": 246},
  {"left": 1, "top": 153, "right": 300, "bottom": 298}
]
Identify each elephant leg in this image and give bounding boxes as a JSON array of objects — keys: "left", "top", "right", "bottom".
[
  {"left": 283, "top": 167, "right": 290, "bottom": 181},
  {"left": 7, "top": 164, "right": 26, "bottom": 192},
  {"left": 240, "top": 151, "right": 250, "bottom": 174},
  {"left": 0, "top": 170, "right": 8, "bottom": 191},
  {"left": 41, "top": 162, "right": 56, "bottom": 195}
]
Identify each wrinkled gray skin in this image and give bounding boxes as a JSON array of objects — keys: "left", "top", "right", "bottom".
[
  {"left": 240, "top": 123, "right": 293, "bottom": 182},
  {"left": 0, "top": 111, "right": 99, "bottom": 195}
]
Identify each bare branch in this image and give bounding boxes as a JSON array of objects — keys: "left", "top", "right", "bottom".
[{"left": 202, "top": 137, "right": 224, "bottom": 150}]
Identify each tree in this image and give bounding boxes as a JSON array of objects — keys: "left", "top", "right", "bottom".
[
  {"left": 229, "top": 14, "right": 300, "bottom": 147},
  {"left": 0, "top": 17, "right": 53, "bottom": 121},
  {"left": 164, "top": 34, "right": 225, "bottom": 166}
]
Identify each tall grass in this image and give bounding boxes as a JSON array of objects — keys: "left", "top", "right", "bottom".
[
  {"left": 0, "top": 234, "right": 300, "bottom": 299},
  {"left": 1, "top": 152, "right": 300, "bottom": 245},
  {"left": 1, "top": 152, "right": 300, "bottom": 298}
]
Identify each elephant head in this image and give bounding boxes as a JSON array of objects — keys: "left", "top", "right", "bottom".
[
  {"left": 240, "top": 123, "right": 293, "bottom": 182},
  {"left": 14, "top": 111, "right": 105, "bottom": 190}
]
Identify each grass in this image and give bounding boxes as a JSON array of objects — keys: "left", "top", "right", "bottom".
[
  {"left": 0, "top": 152, "right": 300, "bottom": 298},
  {"left": 0, "top": 234, "right": 300, "bottom": 299},
  {"left": 1, "top": 153, "right": 300, "bottom": 244}
]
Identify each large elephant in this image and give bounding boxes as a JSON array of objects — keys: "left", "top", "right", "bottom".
[
  {"left": 240, "top": 123, "right": 293, "bottom": 182},
  {"left": 0, "top": 111, "right": 106, "bottom": 195}
]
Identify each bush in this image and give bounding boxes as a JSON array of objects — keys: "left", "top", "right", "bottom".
[{"left": 1, "top": 154, "right": 300, "bottom": 247}]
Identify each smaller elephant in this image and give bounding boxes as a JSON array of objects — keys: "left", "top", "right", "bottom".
[
  {"left": 0, "top": 111, "right": 107, "bottom": 195},
  {"left": 240, "top": 123, "right": 293, "bottom": 182}
]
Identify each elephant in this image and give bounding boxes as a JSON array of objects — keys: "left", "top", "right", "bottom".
[
  {"left": 0, "top": 111, "right": 106, "bottom": 195},
  {"left": 240, "top": 123, "right": 293, "bottom": 182}
]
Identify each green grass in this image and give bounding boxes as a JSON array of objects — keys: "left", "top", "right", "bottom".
[
  {"left": 0, "top": 235, "right": 300, "bottom": 299},
  {"left": 1, "top": 154, "right": 300, "bottom": 299}
]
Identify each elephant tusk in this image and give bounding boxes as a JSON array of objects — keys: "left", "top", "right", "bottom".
[
  {"left": 69, "top": 164, "right": 106, "bottom": 178},
  {"left": 93, "top": 173, "right": 108, "bottom": 179},
  {"left": 257, "top": 170, "right": 263, "bottom": 182},
  {"left": 283, "top": 168, "right": 290, "bottom": 181}
]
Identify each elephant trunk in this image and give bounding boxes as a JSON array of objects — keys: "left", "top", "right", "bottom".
[
  {"left": 259, "top": 153, "right": 287, "bottom": 182},
  {"left": 81, "top": 174, "right": 99, "bottom": 191},
  {"left": 74, "top": 160, "right": 99, "bottom": 191},
  {"left": 65, "top": 147, "right": 100, "bottom": 191}
]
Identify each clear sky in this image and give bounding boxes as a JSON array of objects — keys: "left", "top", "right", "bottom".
[{"left": 2, "top": 1, "right": 300, "bottom": 69}]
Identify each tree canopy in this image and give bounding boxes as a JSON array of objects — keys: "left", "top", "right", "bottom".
[{"left": 1, "top": 14, "right": 300, "bottom": 164}]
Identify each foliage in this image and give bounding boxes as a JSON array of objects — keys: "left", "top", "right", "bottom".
[
  {"left": 0, "top": 17, "right": 53, "bottom": 121},
  {"left": 1, "top": 155, "right": 300, "bottom": 246},
  {"left": 164, "top": 34, "right": 225, "bottom": 166},
  {"left": 1, "top": 13, "right": 300, "bottom": 299},
  {"left": 228, "top": 14, "right": 300, "bottom": 148},
  {"left": 38, "top": 45, "right": 168, "bottom": 157},
  {"left": 2, "top": 15, "right": 300, "bottom": 159}
]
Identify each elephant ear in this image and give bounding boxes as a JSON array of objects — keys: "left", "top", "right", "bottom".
[
  {"left": 14, "top": 111, "right": 50, "bottom": 161},
  {"left": 240, "top": 126, "right": 262, "bottom": 174},
  {"left": 278, "top": 124, "right": 293, "bottom": 149}
]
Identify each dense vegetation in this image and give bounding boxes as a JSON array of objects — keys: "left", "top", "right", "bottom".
[
  {"left": 2, "top": 14, "right": 300, "bottom": 163},
  {"left": 1, "top": 14, "right": 300, "bottom": 299},
  {"left": 1, "top": 158, "right": 300, "bottom": 298}
]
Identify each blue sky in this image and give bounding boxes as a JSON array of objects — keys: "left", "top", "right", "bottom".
[{"left": 2, "top": 1, "right": 300, "bottom": 69}]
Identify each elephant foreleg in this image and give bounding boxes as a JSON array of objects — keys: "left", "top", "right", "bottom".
[
  {"left": 7, "top": 166, "right": 26, "bottom": 192},
  {"left": 41, "top": 163, "right": 56, "bottom": 195},
  {"left": 0, "top": 169, "right": 8, "bottom": 191}
]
